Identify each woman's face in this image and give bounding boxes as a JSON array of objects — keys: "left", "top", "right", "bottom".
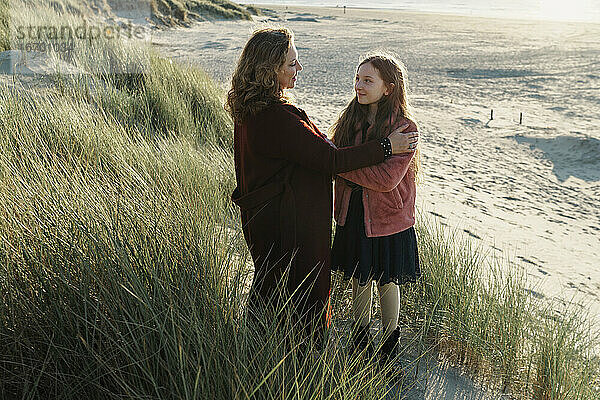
[
  {"left": 277, "top": 44, "right": 303, "bottom": 90},
  {"left": 355, "top": 62, "right": 390, "bottom": 105}
]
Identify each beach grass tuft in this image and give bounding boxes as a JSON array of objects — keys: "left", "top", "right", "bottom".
[
  {"left": 0, "top": 0, "right": 9, "bottom": 51},
  {"left": 243, "top": 4, "right": 262, "bottom": 16},
  {"left": 410, "top": 220, "right": 600, "bottom": 398},
  {"left": 151, "top": 0, "right": 252, "bottom": 25},
  {"left": 1, "top": 1, "right": 599, "bottom": 399}
]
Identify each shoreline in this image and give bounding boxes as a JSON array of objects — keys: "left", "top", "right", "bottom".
[{"left": 252, "top": 2, "right": 600, "bottom": 25}]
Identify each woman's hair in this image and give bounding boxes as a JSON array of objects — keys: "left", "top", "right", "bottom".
[
  {"left": 330, "top": 52, "right": 420, "bottom": 179},
  {"left": 226, "top": 27, "right": 293, "bottom": 123}
]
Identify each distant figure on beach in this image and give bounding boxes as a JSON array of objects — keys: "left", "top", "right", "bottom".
[
  {"left": 331, "top": 53, "right": 421, "bottom": 362},
  {"left": 226, "top": 28, "right": 419, "bottom": 336}
]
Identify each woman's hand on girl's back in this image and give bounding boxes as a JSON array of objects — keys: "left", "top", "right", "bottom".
[{"left": 388, "top": 123, "right": 419, "bottom": 154}]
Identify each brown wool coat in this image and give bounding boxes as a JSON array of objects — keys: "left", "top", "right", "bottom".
[{"left": 232, "top": 103, "right": 385, "bottom": 327}]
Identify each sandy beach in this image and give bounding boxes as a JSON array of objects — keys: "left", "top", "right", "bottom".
[
  {"left": 150, "top": 4, "right": 600, "bottom": 323},
  {"left": 1, "top": 1, "right": 598, "bottom": 397}
]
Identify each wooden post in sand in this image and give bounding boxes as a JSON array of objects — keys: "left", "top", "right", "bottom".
[
  {"left": 519, "top": 112, "right": 523, "bottom": 124},
  {"left": 490, "top": 109, "right": 494, "bottom": 120},
  {"left": 344, "top": 5, "right": 346, "bottom": 14}
]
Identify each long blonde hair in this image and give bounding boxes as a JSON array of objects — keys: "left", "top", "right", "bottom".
[
  {"left": 331, "top": 53, "right": 420, "bottom": 179},
  {"left": 226, "top": 28, "right": 293, "bottom": 123}
]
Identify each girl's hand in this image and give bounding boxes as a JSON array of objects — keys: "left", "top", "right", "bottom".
[{"left": 388, "top": 123, "right": 419, "bottom": 154}]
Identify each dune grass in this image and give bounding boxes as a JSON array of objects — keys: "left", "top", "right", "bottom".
[
  {"left": 151, "top": 0, "right": 252, "bottom": 25},
  {"left": 243, "top": 4, "right": 262, "bottom": 16},
  {"left": 1, "top": 1, "right": 599, "bottom": 399},
  {"left": 0, "top": 0, "right": 9, "bottom": 51},
  {"left": 410, "top": 222, "right": 600, "bottom": 398},
  {"left": 187, "top": 0, "right": 253, "bottom": 19}
]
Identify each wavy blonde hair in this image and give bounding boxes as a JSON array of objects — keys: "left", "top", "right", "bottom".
[
  {"left": 331, "top": 52, "right": 421, "bottom": 180},
  {"left": 226, "top": 28, "right": 293, "bottom": 123}
]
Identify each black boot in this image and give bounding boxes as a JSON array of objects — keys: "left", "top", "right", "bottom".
[
  {"left": 351, "top": 324, "right": 374, "bottom": 357},
  {"left": 379, "top": 326, "right": 400, "bottom": 365}
]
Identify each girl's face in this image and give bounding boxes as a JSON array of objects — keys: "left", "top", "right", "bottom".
[
  {"left": 277, "top": 44, "right": 303, "bottom": 90},
  {"left": 355, "top": 62, "right": 391, "bottom": 105}
]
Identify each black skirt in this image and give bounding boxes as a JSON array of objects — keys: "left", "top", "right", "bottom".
[{"left": 331, "top": 189, "right": 420, "bottom": 286}]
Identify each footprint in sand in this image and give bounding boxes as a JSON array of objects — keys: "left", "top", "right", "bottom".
[
  {"left": 569, "top": 283, "right": 590, "bottom": 295},
  {"left": 525, "top": 288, "right": 545, "bottom": 299},
  {"left": 200, "top": 41, "right": 228, "bottom": 50},
  {"left": 537, "top": 268, "right": 549, "bottom": 276},
  {"left": 550, "top": 106, "right": 567, "bottom": 112},
  {"left": 494, "top": 203, "right": 514, "bottom": 213},
  {"left": 429, "top": 174, "right": 446, "bottom": 181},
  {"left": 463, "top": 229, "right": 482, "bottom": 240},
  {"left": 557, "top": 212, "right": 576, "bottom": 220},
  {"left": 518, "top": 255, "right": 544, "bottom": 269},
  {"left": 459, "top": 117, "right": 481, "bottom": 126},
  {"left": 429, "top": 211, "right": 446, "bottom": 219}
]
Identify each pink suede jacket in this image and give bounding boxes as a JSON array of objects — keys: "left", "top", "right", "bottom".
[{"left": 334, "top": 117, "right": 417, "bottom": 238}]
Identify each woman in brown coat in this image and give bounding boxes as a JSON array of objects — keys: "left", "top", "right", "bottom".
[{"left": 227, "top": 28, "right": 418, "bottom": 334}]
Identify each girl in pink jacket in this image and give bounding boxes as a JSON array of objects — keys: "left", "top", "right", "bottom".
[{"left": 331, "top": 53, "right": 421, "bottom": 363}]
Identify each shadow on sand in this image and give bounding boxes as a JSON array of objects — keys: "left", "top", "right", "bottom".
[
  {"left": 384, "top": 347, "right": 508, "bottom": 400},
  {"left": 514, "top": 134, "right": 600, "bottom": 183}
]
